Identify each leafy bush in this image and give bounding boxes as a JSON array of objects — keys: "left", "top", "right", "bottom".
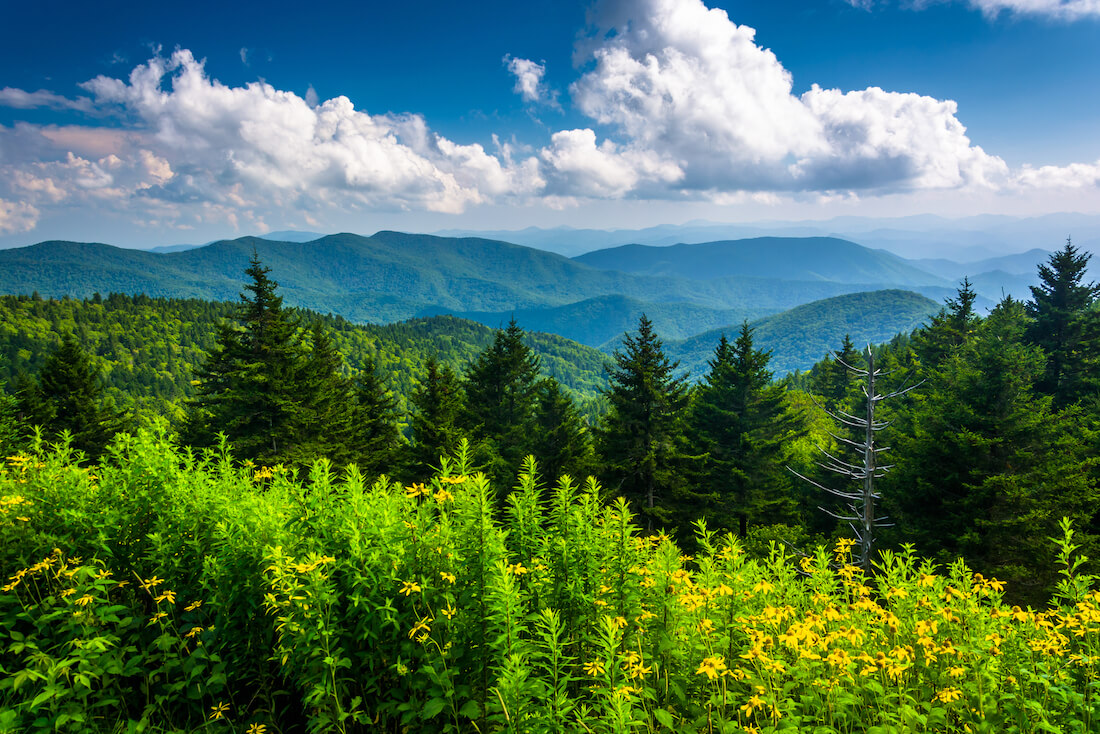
[{"left": 2, "top": 426, "right": 1099, "bottom": 732}]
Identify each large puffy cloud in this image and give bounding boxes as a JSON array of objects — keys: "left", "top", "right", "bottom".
[
  {"left": 568, "top": 0, "right": 1009, "bottom": 195},
  {"left": 541, "top": 128, "right": 683, "bottom": 197},
  {"left": 0, "top": 49, "right": 545, "bottom": 236},
  {"left": 76, "top": 50, "right": 543, "bottom": 212}
]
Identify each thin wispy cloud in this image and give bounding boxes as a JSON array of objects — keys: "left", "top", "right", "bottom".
[{"left": 845, "top": 0, "right": 1100, "bottom": 19}]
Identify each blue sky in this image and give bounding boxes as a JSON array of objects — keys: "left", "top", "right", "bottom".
[{"left": 1, "top": 0, "right": 1097, "bottom": 247}]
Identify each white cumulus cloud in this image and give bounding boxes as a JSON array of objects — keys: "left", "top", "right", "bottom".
[
  {"left": 0, "top": 198, "right": 40, "bottom": 234},
  {"left": 504, "top": 56, "right": 557, "bottom": 106},
  {"left": 567, "top": 0, "right": 1008, "bottom": 196}
]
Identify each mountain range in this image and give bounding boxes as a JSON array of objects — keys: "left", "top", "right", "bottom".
[{"left": 0, "top": 229, "right": 1048, "bottom": 374}]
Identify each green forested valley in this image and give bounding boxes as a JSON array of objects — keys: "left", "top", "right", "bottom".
[
  {"left": 0, "top": 293, "right": 612, "bottom": 420},
  {"left": 3, "top": 241, "right": 1100, "bottom": 733}
]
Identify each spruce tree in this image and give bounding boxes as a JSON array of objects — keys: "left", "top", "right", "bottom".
[
  {"left": 0, "top": 380, "right": 23, "bottom": 454},
  {"left": 1025, "top": 238, "right": 1099, "bottom": 406},
  {"left": 688, "top": 325, "right": 803, "bottom": 536},
  {"left": 462, "top": 318, "right": 541, "bottom": 482},
  {"left": 346, "top": 355, "right": 404, "bottom": 478},
  {"left": 408, "top": 357, "right": 466, "bottom": 478},
  {"left": 282, "top": 326, "right": 356, "bottom": 467},
  {"left": 913, "top": 278, "right": 979, "bottom": 369},
  {"left": 17, "top": 335, "right": 127, "bottom": 460},
  {"left": 596, "top": 315, "right": 690, "bottom": 530},
  {"left": 809, "top": 334, "right": 863, "bottom": 410},
  {"left": 885, "top": 297, "right": 1096, "bottom": 601},
  {"left": 185, "top": 253, "right": 310, "bottom": 464},
  {"left": 530, "top": 378, "right": 593, "bottom": 483}
]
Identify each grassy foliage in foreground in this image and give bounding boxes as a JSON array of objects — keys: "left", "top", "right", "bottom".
[{"left": 1, "top": 426, "right": 1099, "bottom": 733}]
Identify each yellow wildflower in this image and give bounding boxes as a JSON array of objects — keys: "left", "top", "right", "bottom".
[
  {"left": 935, "top": 687, "right": 962, "bottom": 704},
  {"left": 209, "top": 702, "right": 230, "bottom": 720},
  {"left": 399, "top": 580, "right": 421, "bottom": 596},
  {"left": 583, "top": 660, "right": 605, "bottom": 676},
  {"left": 440, "top": 571, "right": 456, "bottom": 584},
  {"left": 696, "top": 655, "right": 727, "bottom": 680}
]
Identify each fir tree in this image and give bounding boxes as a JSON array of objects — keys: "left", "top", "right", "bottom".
[
  {"left": 17, "top": 335, "right": 127, "bottom": 460},
  {"left": 462, "top": 318, "right": 542, "bottom": 482},
  {"left": 185, "top": 253, "right": 311, "bottom": 464},
  {"left": 281, "top": 325, "right": 356, "bottom": 467},
  {"left": 346, "top": 355, "right": 404, "bottom": 478},
  {"left": 688, "top": 325, "right": 803, "bottom": 536},
  {"left": 885, "top": 297, "right": 1097, "bottom": 601},
  {"left": 530, "top": 378, "right": 593, "bottom": 483},
  {"left": 596, "top": 315, "right": 690, "bottom": 530},
  {"left": 1025, "top": 238, "right": 1100, "bottom": 406},
  {"left": 809, "top": 334, "right": 863, "bottom": 410},
  {"left": 913, "top": 278, "right": 979, "bottom": 369},
  {"left": 0, "top": 380, "right": 22, "bottom": 454},
  {"left": 408, "top": 357, "right": 466, "bottom": 478}
]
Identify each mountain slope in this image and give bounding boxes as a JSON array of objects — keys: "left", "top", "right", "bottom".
[
  {"left": 0, "top": 233, "right": 955, "bottom": 330},
  {"left": 574, "top": 237, "right": 947, "bottom": 286},
  {"left": 665, "top": 290, "right": 940, "bottom": 378},
  {"left": 438, "top": 295, "right": 776, "bottom": 348}
]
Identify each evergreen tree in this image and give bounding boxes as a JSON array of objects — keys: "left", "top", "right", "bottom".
[
  {"left": 885, "top": 297, "right": 1097, "bottom": 601},
  {"left": 530, "top": 378, "right": 593, "bottom": 483},
  {"left": 688, "top": 325, "right": 803, "bottom": 536},
  {"left": 462, "top": 319, "right": 542, "bottom": 481},
  {"left": 346, "top": 355, "right": 404, "bottom": 478},
  {"left": 0, "top": 380, "right": 22, "bottom": 454},
  {"left": 408, "top": 357, "right": 466, "bottom": 478},
  {"left": 809, "top": 334, "right": 863, "bottom": 409},
  {"left": 1025, "top": 238, "right": 1100, "bottom": 406},
  {"left": 913, "top": 278, "right": 979, "bottom": 369},
  {"left": 185, "top": 253, "right": 311, "bottom": 464},
  {"left": 17, "top": 335, "right": 127, "bottom": 460},
  {"left": 281, "top": 326, "right": 357, "bottom": 467},
  {"left": 596, "top": 315, "right": 690, "bottom": 530}
]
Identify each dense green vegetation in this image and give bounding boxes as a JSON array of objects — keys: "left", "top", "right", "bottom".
[
  {"left": 0, "top": 293, "right": 611, "bottom": 420},
  {"left": 3, "top": 431, "right": 1099, "bottom": 733},
  {"left": 3, "top": 238, "right": 1100, "bottom": 732}
]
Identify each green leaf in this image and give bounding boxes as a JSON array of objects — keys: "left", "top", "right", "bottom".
[
  {"left": 422, "top": 698, "right": 447, "bottom": 720},
  {"left": 654, "top": 709, "right": 675, "bottom": 729},
  {"left": 458, "top": 700, "right": 480, "bottom": 719}
]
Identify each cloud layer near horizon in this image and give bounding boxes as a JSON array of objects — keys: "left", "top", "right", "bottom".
[
  {"left": 846, "top": 0, "right": 1100, "bottom": 20},
  {"left": 0, "top": 0, "right": 1097, "bottom": 236}
]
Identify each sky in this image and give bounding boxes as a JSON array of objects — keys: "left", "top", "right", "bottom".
[{"left": 0, "top": 0, "right": 1098, "bottom": 248}]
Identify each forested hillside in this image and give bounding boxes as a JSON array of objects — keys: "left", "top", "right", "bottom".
[
  {"left": 0, "top": 233, "right": 960, "bottom": 345},
  {"left": 0, "top": 293, "right": 611, "bottom": 419},
  {"left": 667, "top": 290, "right": 940, "bottom": 376}
]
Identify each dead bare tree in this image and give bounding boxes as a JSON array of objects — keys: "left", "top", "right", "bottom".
[{"left": 790, "top": 346, "right": 920, "bottom": 572}]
